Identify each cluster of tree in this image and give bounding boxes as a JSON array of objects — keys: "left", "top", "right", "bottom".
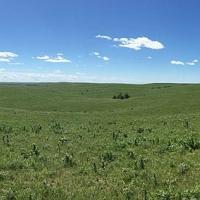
[{"left": 112, "top": 93, "right": 130, "bottom": 100}]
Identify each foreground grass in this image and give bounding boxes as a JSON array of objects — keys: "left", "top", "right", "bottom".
[{"left": 1, "top": 83, "right": 200, "bottom": 199}]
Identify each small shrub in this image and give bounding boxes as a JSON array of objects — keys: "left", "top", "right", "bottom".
[
  {"left": 112, "top": 93, "right": 130, "bottom": 100},
  {"left": 124, "top": 93, "right": 130, "bottom": 99}
]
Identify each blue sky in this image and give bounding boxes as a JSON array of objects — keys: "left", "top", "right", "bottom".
[{"left": 0, "top": 0, "right": 200, "bottom": 83}]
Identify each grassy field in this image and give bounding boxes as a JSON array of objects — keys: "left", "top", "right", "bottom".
[{"left": 1, "top": 83, "right": 200, "bottom": 199}]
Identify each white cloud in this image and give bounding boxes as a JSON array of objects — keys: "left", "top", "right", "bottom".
[
  {"left": 186, "top": 59, "right": 198, "bottom": 66},
  {"left": 92, "top": 52, "right": 110, "bottom": 61},
  {"left": 147, "top": 56, "right": 152, "bottom": 59},
  {"left": 102, "top": 56, "right": 110, "bottom": 61},
  {"left": 171, "top": 59, "right": 199, "bottom": 66},
  {"left": 192, "top": 59, "right": 198, "bottom": 63},
  {"left": 47, "top": 56, "right": 71, "bottom": 63},
  {"left": 0, "top": 52, "right": 18, "bottom": 58},
  {"left": 113, "top": 37, "right": 164, "bottom": 50},
  {"left": 93, "top": 52, "right": 100, "bottom": 56},
  {"left": 0, "top": 51, "right": 18, "bottom": 62},
  {"left": 187, "top": 62, "right": 195, "bottom": 66},
  {"left": 36, "top": 55, "right": 50, "bottom": 60},
  {"left": 96, "top": 35, "right": 112, "bottom": 40},
  {"left": 36, "top": 54, "right": 71, "bottom": 63},
  {"left": 171, "top": 60, "right": 185, "bottom": 65},
  {"left": 0, "top": 58, "right": 11, "bottom": 62}
]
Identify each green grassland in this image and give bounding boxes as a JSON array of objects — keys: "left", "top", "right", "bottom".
[{"left": 1, "top": 83, "right": 200, "bottom": 199}]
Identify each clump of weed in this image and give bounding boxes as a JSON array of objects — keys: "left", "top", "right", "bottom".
[
  {"left": 137, "top": 128, "right": 145, "bottom": 134},
  {"left": 50, "top": 121, "right": 65, "bottom": 134},
  {"left": 143, "top": 189, "right": 148, "bottom": 200},
  {"left": 127, "top": 148, "right": 136, "bottom": 159},
  {"left": 3, "top": 135, "right": 10, "bottom": 146},
  {"left": 101, "top": 152, "right": 115, "bottom": 163},
  {"left": 31, "top": 144, "right": 40, "bottom": 157},
  {"left": 178, "top": 188, "right": 200, "bottom": 199},
  {"left": 156, "top": 190, "right": 172, "bottom": 200},
  {"left": 123, "top": 188, "right": 134, "bottom": 200},
  {"left": 0, "top": 172, "right": 9, "bottom": 181},
  {"left": 7, "top": 190, "right": 16, "bottom": 200},
  {"left": 63, "top": 153, "right": 74, "bottom": 167},
  {"left": 31, "top": 124, "right": 42, "bottom": 134},
  {"left": 112, "top": 132, "right": 119, "bottom": 141},
  {"left": 183, "top": 120, "right": 190, "bottom": 129},
  {"left": 177, "top": 162, "right": 190, "bottom": 175},
  {"left": 180, "top": 135, "right": 200, "bottom": 151},
  {"left": 0, "top": 125, "right": 13, "bottom": 134},
  {"left": 7, "top": 160, "right": 25, "bottom": 170},
  {"left": 92, "top": 162, "right": 98, "bottom": 173},
  {"left": 134, "top": 156, "right": 146, "bottom": 170},
  {"left": 100, "top": 151, "right": 116, "bottom": 169},
  {"left": 59, "top": 137, "right": 68, "bottom": 144}
]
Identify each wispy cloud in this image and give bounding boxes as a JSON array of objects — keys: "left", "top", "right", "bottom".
[
  {"left": 0, "top": 52, "right": 18, "bottom": 62},
  {"left": 171, "top": 60, "right": 185, "bottom": 65},
  {"left": 96, "top": 35, "right": 112, "bottom": 40},
  {"left": 93, "top": 52, "right": 100, "bottom": 56},
  {"left": 113, "top": 37, "right": 164, "bottom": 50},
  {"left": 0, "top": 69, "right": 81, "bottom": 82},
  {"left": 92, "top": 52, "right": 110, "bottom": 61},
  {"left": 186, "top": 62, "right": 195, "bottom": 66},
  {"left": 193, "top": 59, "right": 198, "bottom": 63},
  {"left": 35, "top": 54, "right": 71, "bottom": 63},
  {"left": 0, "top": 68, "right": 135, "bottom": 83},
  {"left": 171, "top": 59, "right": 198, "bottom": 66},
  {"left": 9, "top": 62, "right": 24, "bottom": 65},
  {"left": 102, "top": 56, "right": 110, "bottom": 61}
]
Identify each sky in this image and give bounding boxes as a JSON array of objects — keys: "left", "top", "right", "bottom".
[{"left": 0, "top": 0, "right": 200, "bottom": 83}]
